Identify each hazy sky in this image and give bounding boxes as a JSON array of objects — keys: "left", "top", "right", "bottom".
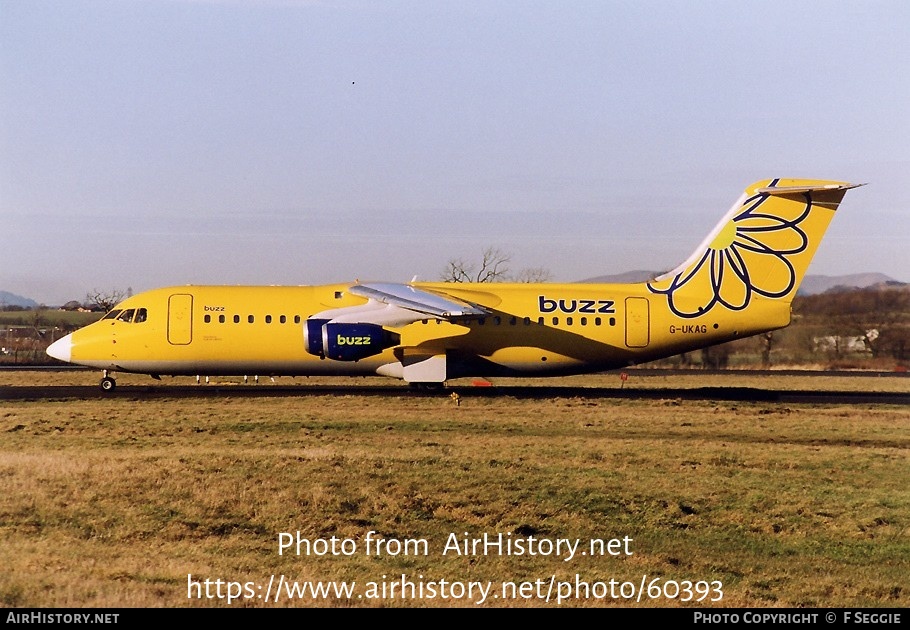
[{"left": 2, "top": 0, "right": 908, "bottom": 304}]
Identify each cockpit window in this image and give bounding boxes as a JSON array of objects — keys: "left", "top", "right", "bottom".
[
  {"left": 102, "top": 310, "right": 122, "bottom": 320},
  {"left": 117, "top": 309, "right": 136, "bottom": 323},
  {"left": 134, "top": 308, "right": 148, "bottom": 323}
]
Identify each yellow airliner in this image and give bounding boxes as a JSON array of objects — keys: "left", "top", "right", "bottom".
[{"left": 48, "top": 179, "right": 859, "bottom": 391}]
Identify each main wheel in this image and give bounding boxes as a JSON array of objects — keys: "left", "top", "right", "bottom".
[
  {"left": 100, "top": 376, "right": 117, "bottom": 392},
  {"left": 409, "top": 382, "right": 444, "bottom": 391}
]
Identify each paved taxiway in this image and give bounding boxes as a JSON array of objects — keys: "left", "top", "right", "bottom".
[{"left": 1, "top": 383, "right": 907, "bottom": 405}]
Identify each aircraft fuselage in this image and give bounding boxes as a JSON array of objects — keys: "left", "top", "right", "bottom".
[{"left": 49, "top": 281, "right": 789, "bottom": 380}]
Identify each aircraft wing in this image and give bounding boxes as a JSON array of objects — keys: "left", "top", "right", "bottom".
[
  {"left": 310, "top": 282, "right": 491, "bottom": 327},
  {"left": 350, "top": 283, "right": 489, "bottom": 318}
]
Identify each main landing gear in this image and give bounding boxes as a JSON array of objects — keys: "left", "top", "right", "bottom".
[
  {"left": 409, "top": 382, "right": 445, "bottom": 391},
  {"left": 100, "top": 370, "right": 116, "bottom": 392}
]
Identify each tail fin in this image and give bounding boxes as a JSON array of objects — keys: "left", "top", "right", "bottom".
[{"left": 648, "top": 178, "right": 861, "bottom": 319}]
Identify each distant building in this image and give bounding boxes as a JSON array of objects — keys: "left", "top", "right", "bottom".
[{"left": 813, "top": 334, "right": 871, "bottom": 354}]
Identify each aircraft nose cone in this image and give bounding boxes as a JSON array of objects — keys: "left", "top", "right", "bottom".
[{"left": 47, "top": 334, "right": 73, "bottom": 363}]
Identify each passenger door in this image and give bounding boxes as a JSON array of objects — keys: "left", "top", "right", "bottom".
[
  {"left": 624, "top": 297, "right": 650, "bottom": 348},
  {"left": 167, "top": 294, "right": 193, "bottom": 345}
]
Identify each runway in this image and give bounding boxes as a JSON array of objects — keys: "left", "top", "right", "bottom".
[{"left": 1, "top": 383, "right": 907, "bottom": 405}]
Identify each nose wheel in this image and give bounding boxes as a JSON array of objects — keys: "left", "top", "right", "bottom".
[{"left": 100, "top": 372, "right": 117, "bottom": 392}]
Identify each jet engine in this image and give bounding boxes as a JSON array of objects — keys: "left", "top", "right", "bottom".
[{"left": 304, "top": 319, "right": 400, "bottom": 361}]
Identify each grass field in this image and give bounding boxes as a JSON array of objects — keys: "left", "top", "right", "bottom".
[
  {"left": 0, "top": 372, "right": 907, "bottom": 608},
  {"left": 0, "top": 310, "right": 101, "bottom": 328}
]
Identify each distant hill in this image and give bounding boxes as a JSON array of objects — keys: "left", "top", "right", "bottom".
[
  {"left": 798, "top": 273, "right": 903, "bottom": 295},
  {"left": 578, "top": 272, "right": 905, "bottom": 295},
  {"left": 0, "top": 291, "right": 39, "bottom": 309}
]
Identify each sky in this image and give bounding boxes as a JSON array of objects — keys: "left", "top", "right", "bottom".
[{"left": 1, "top": 0, "right": 908, "bottom": 305}]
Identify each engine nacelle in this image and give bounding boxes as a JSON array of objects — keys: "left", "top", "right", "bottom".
[
  {"left": 304, "top": 320, "right": 400, "bottom": 361},
  {"left": 304, "top": 319, "right": 330, "bottom": 356}
]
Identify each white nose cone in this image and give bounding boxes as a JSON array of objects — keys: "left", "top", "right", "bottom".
[{"left": 47, "top": 334, "right": 73, "bottom": 363}]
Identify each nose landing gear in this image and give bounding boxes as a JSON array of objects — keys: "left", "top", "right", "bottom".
[{"left": 100, "top": 370, "right": 116, "bottom": 392}]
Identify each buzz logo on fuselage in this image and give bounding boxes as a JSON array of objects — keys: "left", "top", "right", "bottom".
[
  {"left": 336, "top": 335, "right": 373, "bottom": 346},
  {"left": 538, "top": 295, "right": 616, "bottom": 315}
]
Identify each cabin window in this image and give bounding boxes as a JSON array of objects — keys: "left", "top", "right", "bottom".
[
  {"left": 233, "top": 315, "right": 240, "bottom": 324},
  {"left": 204, "top": 314, "right": 211, "bottom": 323},
  {"left": 566, "top": 317, "right": 574, "bottom": 326},
  {"left": 218, "top": 314, "right": 225, "bottom": 324},
  {"left": 280, "top": 315, "right": 287, "bottom": 324},
  {"left": 524, "top": 317, "right": 531, "bottom": 325},
  {"left": 609, "top": 317, "right": 616, "bottom": 326},
  {"left": 493, "top": 316, "right": 502, "bottom": 325},
  {"left": 117, "top": 309, "right": 135, "bottom": 323},
  {"left": 580, "top": 317, "right": 587, "bottom": 326},
  {"left": 102, "top": 310, "right": 122, "bottom": 320},
  {"left": 134, "top": 308, "right": 148, "bottom": 323},
  {"left": 294, "top": 315, "right": 301, "bottom": 324},
  {"left": 537, "top": 317, "right": 544, "bottom": 325},
  {"left": 552, "top": 317, "right": 559, "bottom": 326},
  {"left": 595, "top": 317, "right": 602, "bottom": 326},
  {"left": 248, "top": 315, "right": 254, "bottom": 324},
  {"left": 509, "top": 317, "right": 517, "bottom": 325},
  {"left": 478, "top": 318, "right": 486, "bottom": 326},
  {"left": 265, "top": 315, "right": 272, "bottom": 324}
]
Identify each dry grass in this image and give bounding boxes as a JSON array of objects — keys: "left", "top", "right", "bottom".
[{"left": 0, "top": 375, "right": 907, "bottom": 608}]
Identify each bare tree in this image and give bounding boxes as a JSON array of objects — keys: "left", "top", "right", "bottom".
[
  {"left": 85, "top": 288, "right": 127, "bottom": 312},
  {"left": 440, "top": 246, "right": 554, "bottom": 284},
  {"left": 441, "top": 247, "right": 512, "bottom": 283},
  {"left": 512, "top": 266, "right": 553, "bottom": 283},
  {"left": 852, "top": 290, "right": 910, "bottom": 359},
  {"left": 793, "top": 287, "right": 910, "bottom": 361},
  {"left": 30, "top": 305, "right": 48, "bottom": 330},
  {"left": 759, "top": 331, "right": 774, "bottom": 368}
]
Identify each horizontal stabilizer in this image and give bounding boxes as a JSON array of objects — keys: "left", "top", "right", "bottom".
[{"left": 756, "top": 183, "right": 864, "bottom": 195}]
